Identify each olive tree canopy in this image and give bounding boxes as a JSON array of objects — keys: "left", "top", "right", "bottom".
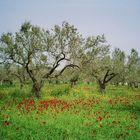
[{"left": 0, "top": 22, "right": 82, "bottom": 97}]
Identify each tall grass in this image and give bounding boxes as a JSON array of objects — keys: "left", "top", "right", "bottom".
[{"left": 0, "top": 83, "right": 140, "bottom": 140}]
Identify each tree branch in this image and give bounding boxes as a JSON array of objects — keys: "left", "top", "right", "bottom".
[
  {"left": 103, "top": 69, "right": 110, "bottom": 83},
  {"left": 51, "top": 64, "right": 80, "bottom": 78},
  {"left": 43, "top": 52, "right": 70, "bottom": 78},
  {"left": 105, "top": 73, "right": 117, "bottom": 83}
]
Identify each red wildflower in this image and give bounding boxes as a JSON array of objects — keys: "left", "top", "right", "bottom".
[
  {"left": 112, "top": 121, "right": 117, "bottom": 124},
  {"left": 85, "top": 123, "right": 88, "bottom": 126},
  {"left": 4, "top": 121, "right": 12, "bottom": 126},
  {"left": 44, "top": 103, "right": 49, "bottom": 109},
  {"left": 19, "top": 101, "right": 23, "bottom": 105},
  {"left": 97, "top": 115, "right": 102, "bottom": 121},
  {"left": 108, "top": 99, "right": 113, "bottom": 104},
  {"left": 61, "top": 105, "right": 68, "bottom": 111}
]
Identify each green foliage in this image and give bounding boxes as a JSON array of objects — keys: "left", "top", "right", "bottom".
[
  {"left": 43, "top": 84, "right": 70, "bottom": 97},
  {"left": 50, "top": 85, "right": 70, "bottom": 97},
  {"left": 1, "top": 22, "right": 140, "bottom": 96},
  {"left": 0, "top": 21, "right": 140, "bottom": 139},
  {"left": 1, "top": 83, "right": 140, "bottom": 140}
]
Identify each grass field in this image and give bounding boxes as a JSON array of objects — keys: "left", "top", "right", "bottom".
[{"left": 0, "top": 83, "right": 140, "bottom": 140}]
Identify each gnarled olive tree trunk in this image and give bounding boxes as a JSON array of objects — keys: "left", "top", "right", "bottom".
[
  {"left": 32, "top": 81, "right": 42, "bottom": 98},
  {"left": 96, "top": 70, "right": 117, "bottom": 93},
  {"left": 98, "top": 80, "right": 106, "bottom": 93}
]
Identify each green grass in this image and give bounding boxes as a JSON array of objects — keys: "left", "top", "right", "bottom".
[{"left": 0, "top": 83, "right": 140, "bottom": 140}]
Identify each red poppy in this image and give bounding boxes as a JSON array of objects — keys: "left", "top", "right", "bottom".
[
  {"left": 4, "top": 121, "right": 12, "bottom": 126},
  {"left": 97, "top": 115, "right": 102, "bottom": 121},
  {"left": 85, "top": 123, "right": 88, "bottom": 126},
  {"left": 108, "top": 99, "right": 113, "bottom": 104},
  {"left": 112, "top": 121, "right": 117, "bottom": 124}
]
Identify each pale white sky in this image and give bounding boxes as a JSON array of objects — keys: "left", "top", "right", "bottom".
[{"left": 0, "top": 0, "right": 140, "bottom": 54}]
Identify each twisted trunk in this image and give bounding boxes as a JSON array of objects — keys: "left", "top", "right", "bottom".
[
  {"left": 32, "top": 82, "right": 42, "bottom": 98},
  {"left": 97, "top": 70, "right": 117, "bottom": 93},
  {"left": 98, "top": 80, "right": 106, "bottom": 93}
]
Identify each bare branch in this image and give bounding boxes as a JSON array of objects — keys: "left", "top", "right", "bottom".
[
  {"left": 54, "top": 64, "right": 80, "bottom": 78},
  {"left": 105, "top": 73, "right": 117, "bottom": 83},
  {"left": 43, "top": 52, "right": 70, "bottom": 78},
  {"left": 103, "top": 69, "right": 110, "bottom": 83}
]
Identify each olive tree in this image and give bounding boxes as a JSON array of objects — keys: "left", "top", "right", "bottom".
[
  {"left": 112, "top": 48, "right": 126, "bottom": 86},
  {"left": 126, "top": 49, "right": 140, "bottom": 88},
  {"left": 0, "top": 22, "right": 82, "bottom": 97},
  {"left": 82, "top": 35, "right": 117, "bottom": 92},
  {"left": 0, "top": 64, "right": 13, "bottom": 85}
]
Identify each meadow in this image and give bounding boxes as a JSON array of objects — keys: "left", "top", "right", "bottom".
[{"left": 0, "top": 83, "right": 140, "bottom": 140}]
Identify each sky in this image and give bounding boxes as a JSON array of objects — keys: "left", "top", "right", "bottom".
[{"left": 0, "top": 0, "right": 140, "bottom": 54}]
